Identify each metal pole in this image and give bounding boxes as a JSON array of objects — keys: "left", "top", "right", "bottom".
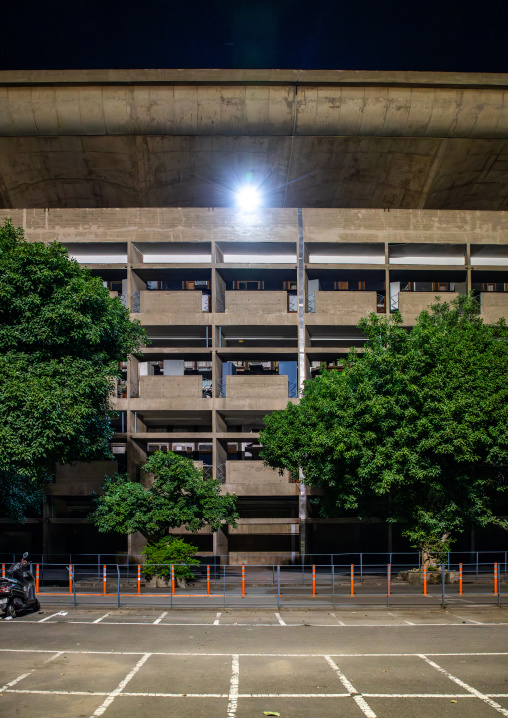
[
  {"left": 223, "top": 565, "right": 226, "bottom": 609},
  {"left": 36, "top": 564, "right": 39, "bottom": 594},
  {"left": 494, "top": 562, "right": 498, "bottom": 596},
  {"left": 72, "top": 565, "right": 76, "bottom": 607},
  {"left": 447, "top": 551, "right": 450, "bottom": 572},
  {"left": 242, "top": 565, "right": 245, "bottom": 598},
  {"left": 137, "top": 565, "right": 141, "bottom": 594},
  {"left": 171, "top": 565, "right": 175, "bottom": 595},
  {"left": 103, "top": 565, "right": 107, "bottom": 595},
  {"left": 360, "top": 554, "right": 363, "bottom": 584},
  {"left": 117, "top": 565, "right": 120, "bottom": 608},
  {"left": 312, "top": 564, "right": 316, "bottom": 597},
  {"left": 423, "top": 564, "right": 427, "bottom": 595},
  {"left": 69, "top": 564, "right": 73, "bottom": 594},
  {"left": 350, "top": 564, "right": 354, "bottom": 596},
  {"left": 277, "top": 565, "right": 280, "bottom": 609},
  {"left": 332, "top": 564, "right": 335, "bottom": 609},
  {"left": 387, "top": 564, "right": 390, "bottom": 607},
  {"left": 459, "top": 563, "right": 463, "bottom": 595},
  {"left": 441, "top": 563, "right": 446, "bottom": 608},
  {"left": 272, "top": 556, "right": 275, "bottom": 585},
  {"left": 207, "top": 565, "right": 211, "bottom": 595}
]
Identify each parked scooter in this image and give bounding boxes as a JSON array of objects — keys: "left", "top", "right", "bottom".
[{"left": 0, "top": 552, "right": 40, "bottom": 618}]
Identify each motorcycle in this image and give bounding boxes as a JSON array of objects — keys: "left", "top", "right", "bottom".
[{"left": 0, "top": 552, "right": 40, "bottom": 618}]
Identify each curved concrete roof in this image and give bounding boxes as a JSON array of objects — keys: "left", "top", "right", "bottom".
[{"left": 0, "top": 70, "right": 507, "bottom": 209}]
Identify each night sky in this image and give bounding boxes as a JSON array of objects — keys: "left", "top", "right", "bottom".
[{"left": 0, "top": 0, "right": 506, "bottom": 72}]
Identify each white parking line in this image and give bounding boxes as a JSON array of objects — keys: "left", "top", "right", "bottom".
[
  {"left": 44, "top": 651, "right": 65, "bottom": 662},
  {"left": 38, "top": 611, "right": 64, "bottom": 623},
  {"left": 0, "top": 649, "right": 507, "bottom": 658},
  {"left": 330, "top": 612, "right": 345, "bottom": 625},
  {"left": 92, "top": 613, "right": 110, "bottom": 624},
  {"left": 213, "top": 612, "right": 222, "bottom": 625},
  {"left": 403, "top": 620, "right": 415, "bottom": 625},
  {"left": 89, "top": 653, "right": 152, "bottom": 717},
  {"left": 153, "top": 612, "right": 167, "bottom": 624},
  {"left": 0, "top": 671, "right": 33, "bottom": 692},
  {"left": 226, "top": 654, "right": 239, "bottom": 718},
  {"left": 419, "top": 654, "right": 508, "bottom": 716},
  {"left": 275, "top": 612, "right": 286, "bottom": 626},
  {"left": 324, "top": 655, "right": 377, "bottom": 717}
]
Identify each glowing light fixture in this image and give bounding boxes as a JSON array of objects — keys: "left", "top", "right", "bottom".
[{"left": 235, "top": 185, "right": 261, "bottom": 212}]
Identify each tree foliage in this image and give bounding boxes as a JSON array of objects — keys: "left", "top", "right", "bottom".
[
  {"left": 141, "top": 536, "right": 200, "bottom": 581},
  {"left": 0, "top": 219, "right": 146, "bottom": 520},
  {"left": 90, "top": 450, "right": 239, "bottom": 541},
  {"left": 260, "top": 296, "right": 508, "bottom": 553}
]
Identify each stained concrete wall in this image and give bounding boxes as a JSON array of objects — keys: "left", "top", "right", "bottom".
[
  {"left": 225, "top": 291, "right": 288, "bottom": 314},
  {"left": 140, "top": 375, "right": 201, "bottom": 399},
  {"left": 49, "top": 461, "right": 118, "bottom": 496},
  {"left": 313, "top": 291, "right": 377, "bottom": 319},
  {"left": 226, "top": 375, "right": 288, "bottom": 400},
  {"left": 480, "top": 292, "right": 508, "bottom": 323},
  {"left": 140, "top": 290, "right": 203, "bottom": 314},
  {"left": 398, "top": 292, "right": 459, "bottom": 325}
]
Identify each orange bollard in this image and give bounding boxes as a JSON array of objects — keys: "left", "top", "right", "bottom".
[
  {"left": 350, "top": 564, "right": 354, "bottom": 596},
  {"left": 277, "top": 565, "right": 281, "bottom": 597},
  {"left": 207, "top": 565, "right": 211, "bottom": 595},
  {"left": 242, "top": 565, "right": 246, "bottom": 597},
  {"left": 423, "top": 565, "right": 427, "bottom": 595},
  {"left": 137, "top": 565, "right": 141, "bottom": 594},
  {"left": 494, "top": 562, "right": 498, "bottom": 595},
  {"left": 171, "top": 564, "right": 175, "bottom": 595},
  {"left": 459, "top": 563, "right": 463, "bottom": 595},
  {"left": 2, "top": 563, "right": 5, "bottom": 578},
  {"left": 312, "top": 564, "right": 316, "bottom": 596},
  {"left": 387, "top": 564, "right": 391, "bottom": 596},
  {"left": 103, "top": 564, "right": 107, "bottom": 595},
  {"left": 36, "top": 564, "right": 39, "bottom": 594},
  {"left": 69, "top": 564, "right": 73, "bottom": 594}
]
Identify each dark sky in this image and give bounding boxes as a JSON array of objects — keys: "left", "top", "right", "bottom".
[{"left": 1, "top": 0, "right": 507, "bottom": 72}]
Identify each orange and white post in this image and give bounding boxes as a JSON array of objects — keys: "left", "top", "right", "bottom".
[
  {"left": 68, "top": 565, "right": 73, "bottom": 594},
  {"left": 494, "top": 562, "right": 498, "bottom": 594},
  {"left": 171, "top": 564, "right": 175, "bottom": 595},
  {"left": 350, "top": 564, "right": 354, "bottom": 596},
  {"left": 312, "top": 564, "right": 316, "bottom": 597},
  {"left": 137, "top": 565, "right": 141, "bottom": 594},
  {"left": 459, "top": 563, "right": 463, "bottom": 595},
  {"left": 387, "top": 563, "right": 391, "bottom": 596},
  {"left": 423, "top": 564, "right": 427, "bottom": 595},
  {"left": 35, "top": 564, "right": 39, "bottom": 594},
  {"left": 242, "top": 565, "right": 246, "bottom": 597},
  {"left": 207, "top": 565, "right": 211, "bottom": 595},
  {"left": 103, "top": 565, "right": 107, "bottom": 595}
]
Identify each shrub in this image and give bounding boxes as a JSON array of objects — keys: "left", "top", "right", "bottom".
[{"left": 141, "top": 536, "right": 200, "bottom": 581}]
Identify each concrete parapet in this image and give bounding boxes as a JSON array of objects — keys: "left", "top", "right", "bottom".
[
  {"left": 139, "top": 375, "right": 201, "bottom": 399},
  {"left": 225, "top": 291, "right": 288, "bottom": 314},
  {"left": 480, "top": 292, "right": 508, "bottom": 323},
  {"left": 398, "top": 292, "right": 458, "bottom": 325},
  {"left": 140, "top": 290, "right": 203, "bottom": 314},
  {"left": 226, "top": 374, "right": 288, "bottom": 400},
  {"left": 312, "top": 291, "right": 377, "bottom": 322},
  {"left": 47, "top": 461, "right": 118, "bottom": 496}
]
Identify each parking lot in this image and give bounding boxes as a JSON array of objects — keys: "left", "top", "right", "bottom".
[{"left": 1, "top": 607, "right": 508, "bottom": 717}]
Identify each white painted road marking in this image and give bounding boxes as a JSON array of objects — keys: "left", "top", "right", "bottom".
[
  {"left": 419, "top": 654, "right": 508, "bottom": 716},
  {"left": 92, "top": 613, "right": 110, "bottom": 623},
  {"left": 226, "top": 654, "right": 239, "bottom": 718},
  {"left": 275, "top": 612, "right": 286, "bottom": 626},
  {"left": 325, "top": 655, "right": 377, "bottom": 717},
  {"left": 89, "top": 653, "right": 152, "bottom": 717},
  {"left": 213, "top": 612, "right": 222, "bottom": 625},
  {"left": 330, "top": 612, "right": 345, "bottom": 625},
  {"left": 38, "top": 611, "right": 65, "bottom": 623},
  {"left": 0, "top": 671, "right": 33, "bottom": 692},
  {"left": 153, "top": 612, "right": 167, "bottom": 624}
]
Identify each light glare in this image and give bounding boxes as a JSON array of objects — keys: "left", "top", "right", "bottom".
[{"left": 236, "top": 185, "right": 261, "bottom": 212}]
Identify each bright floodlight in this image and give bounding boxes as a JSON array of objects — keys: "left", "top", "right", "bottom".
[{"left": 236, "top": 185, "right": 261, "bottom": 212}]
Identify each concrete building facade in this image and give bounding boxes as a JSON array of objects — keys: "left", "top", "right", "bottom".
[{"left": 0, "top": 70, "right": 507, "bottom": 561}]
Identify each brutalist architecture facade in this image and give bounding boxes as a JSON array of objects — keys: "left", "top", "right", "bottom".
[{"left": 0, "top": 70, "right": 507, "bottom": 561}]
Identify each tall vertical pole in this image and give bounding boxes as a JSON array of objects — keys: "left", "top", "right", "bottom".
[
  {"left": 459, "top": 563, "right": 463, "bottom": 595},
  {"left": 387, "top": 563, "right": 391, "bottom": 596},
  {"left": 69, "top": 564, "right": 73, "bottom": 594},
  {"left": 36, "top": 564, "right": 39, "bottom": 594},
  {"left": 494, "top": 562, "right": 498, "bottom": 595},
  {"left": 171, "top": 565, "right": 175, "bottom": 595},
  {"left": 103, "top": 565, "right": 107, "bottom": 595},
  {"left": 423, "top": 564, "right": 427, "bottom": 595},
  {"left": 242, "top": 565, "right": 245, "bottom": 597},
  {"left": 332, "top": 564, "right": 335, "bottom": 609},
  {"left": 207, "top": 565, "right": 211, "bottom": 595},
  {"left": 1, "top": 564, "right": 4, "bottom": 578},
  {"left": 277, "top": 565, "right": 281, "bottom": 597},
  {"left": 441, "top": 564, "right": 446, "bottom": 608},
  {"left": 137, "top": 565, "right": 141, "bottom": 594},
  {"left": 297, "top": 207, "right": 307, "bottom": 560},
  {"left": 350, "top": 564, "right": 354, "bottom": 596},
  {"left": 312, "top": 564, "right": 316, "bottom": 597}
]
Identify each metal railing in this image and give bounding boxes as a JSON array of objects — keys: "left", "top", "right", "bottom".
[{"left": 8, "top": 560, "right": 503, "bottom": 609}]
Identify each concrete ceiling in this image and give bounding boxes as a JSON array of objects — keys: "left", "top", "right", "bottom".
[{"left": 0, "top": 69, "right": 507, "bottom": 210}]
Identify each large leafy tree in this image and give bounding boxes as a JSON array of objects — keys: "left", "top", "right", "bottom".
[
  {"left": 90, "top": 451, "right": 239, "bottom": 541},
  {"left": 0, "top": 219, "right": 146, "bottom": 520},
  {"left": 260, "top": 296, "right": 508, "bottom": 557}
]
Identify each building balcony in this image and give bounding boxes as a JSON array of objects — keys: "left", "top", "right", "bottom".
[
  {"left": 136, "top": 290, "right": 210, "bottom": 324},
  {"left": 218, "top": 291, "right": 297, "bottom": 324},
  {"left": 130, "top": 375, "right": 211, "bottom": 410},
  {"left": 398, "top": 291, "right": 458, "bottom": 325},
  {"left": 222, "top": 461, "right": 297, "bottom": 496},
  {"left": 306, "top": 291, "right": 379, "bottom": 324},
  {"left": 479, "top": 292, "right": 508, "bottom": 323}
]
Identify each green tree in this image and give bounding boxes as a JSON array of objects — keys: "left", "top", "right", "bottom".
[
  {"left": 0, "top": 219, "right": 146, "bottom": 521},
  {"left": 260, "top": 296, "right": 508, "bottom": 559},
  {"left": 142, "top": 536, "right": 200, "bottom": 582},
  {"left": 90, "top": 450, "right": 239, "bottom": 541}
]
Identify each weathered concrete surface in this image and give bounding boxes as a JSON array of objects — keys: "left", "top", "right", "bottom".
[
  {"left": 398, "top": 292, "right": 459, "bottom": 324},
  {"left": 226, "top": 375, "right": 288, "bottom": 400},
  {"left": 480, "top": 291, "right": 508, "bottom": 323},
  {"left": 0, "top": 70, "right": 507, "bottom": 210}
]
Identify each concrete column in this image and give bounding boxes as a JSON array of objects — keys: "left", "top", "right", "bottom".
[
  {"left": 213, "top": 526, "right": 229, "bottom": 564},
  {"left": 297, "top": 207, "right": 308, "bottom": 560}
]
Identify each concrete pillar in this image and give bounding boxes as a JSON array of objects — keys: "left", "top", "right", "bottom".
[{"left": 213, "top": 526, "right": 229, "bottom": 565}]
